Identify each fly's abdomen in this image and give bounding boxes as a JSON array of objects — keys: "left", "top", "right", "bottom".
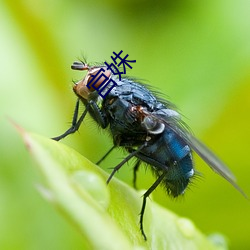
[
  {"left": 137, "top": 128, "right": 194, "bottom": 197},
  {"left": 164, "top": 153, "right": 193, "bottom": 197},
  {"left": 163, "top": 129, "right": 194, "bottom": 196}
]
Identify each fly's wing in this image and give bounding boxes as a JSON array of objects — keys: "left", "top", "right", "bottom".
[
  {"left": 182, "top": 132, "right": 248, "bottom": 198},
  {"left": 151, "top": 109, "right": 247, "bottom": 198}
]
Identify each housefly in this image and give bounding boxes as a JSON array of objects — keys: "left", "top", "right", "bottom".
[{"left": 52, "top": 60, "right": 246, "bottom": 240}]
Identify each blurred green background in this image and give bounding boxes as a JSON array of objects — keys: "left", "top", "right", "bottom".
[{"left": 1, "top": 0, "right": 250, "bottom": 249}]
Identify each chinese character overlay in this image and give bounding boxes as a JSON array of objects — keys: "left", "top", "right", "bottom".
[
  {"left": 87, "top": 68, "right": 108, "bottom": 90},
  {"left": 104, "top": 50, "right": 136, "bottom": 81},
  {"left": 98, "top": 78, "right": 117, "bottom": 98},
  {"left": 88, "top": 50, "right": 136, "bottom": 99}
]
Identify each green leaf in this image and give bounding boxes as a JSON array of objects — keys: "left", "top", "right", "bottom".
[{"left": 19, "top": 128, "right": 227, "bottom": 250}]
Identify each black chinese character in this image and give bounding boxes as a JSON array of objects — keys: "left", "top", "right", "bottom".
[
  {"left": 104, "top": 50, "right": 136, "bottom": 81},
  {"left": 87, "top": 68, "right": 109, "bottom": 90},
  {"left": 98, "top": 78, "right": 118, "bottom": 98},
  {"left": 86, "top": 67, "right": 117, "bottom": 99}
]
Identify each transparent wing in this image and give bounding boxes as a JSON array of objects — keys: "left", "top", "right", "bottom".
[
  {"left": 149, "top": 110, "right": 247, "bottom": 198},
  {"left": 171, "top": 122, "right": 247, "bottom": 198}
]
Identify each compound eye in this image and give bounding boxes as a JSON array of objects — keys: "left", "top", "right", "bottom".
[
  {"left": 142, "top": 116, "right": 165, "bottom": 134},
  {"left": 86, "top": 67, "right": 111, "bottom": 90}
]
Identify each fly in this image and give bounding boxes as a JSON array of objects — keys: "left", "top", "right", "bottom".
[{"left": 52, "top": 59, "right": 247, "bottom": 240}]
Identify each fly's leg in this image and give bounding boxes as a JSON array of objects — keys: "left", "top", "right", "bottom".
[
  {"left": 107, "top": 143, "right": 146, "bottom": 184},
  {"left": 52, "top": 99, "right": 88, "bottom": 141},
  {"left": 133, "top": 160, "right": 141, "bottom": 189},
  {"left": 52, "top": 99, "right": 108, "bottom": 141},
  {"left": 88, "top": 100, "right": 107, "bottom": 129},
  {"left": 140, "top": 172, "right": 166, "bottom": 240},
  {"left": 96, "top": 146, "right": 116, "bottom": 165}
]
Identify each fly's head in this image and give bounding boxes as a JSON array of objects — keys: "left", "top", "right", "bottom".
[{"left": 71, "top": 61, "right": 111, "bottom": 100}]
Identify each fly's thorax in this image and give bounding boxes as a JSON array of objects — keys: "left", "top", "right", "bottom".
[
  {"left": 72, "top": 62, "right": 111, "bottom": 100},
  {"left": 142, "top": 116, "right": 165, "bottom": 134}
]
